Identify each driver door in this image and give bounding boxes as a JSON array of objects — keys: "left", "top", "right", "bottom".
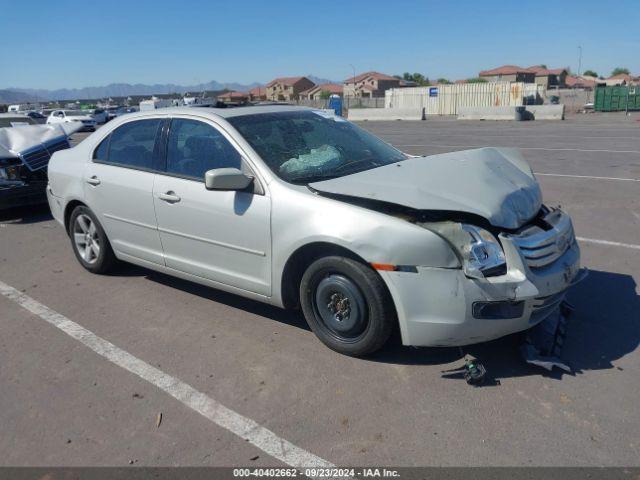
[{"left": 153, "top": 117, "right": 272, "bottom": 296}]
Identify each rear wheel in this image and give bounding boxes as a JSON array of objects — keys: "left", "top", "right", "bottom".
[
  {"left": 300, "top": 256, "right": 395, "bottom": 356},
  {"left": 68, "top": 205, "right": 116, "bottom": 274}
]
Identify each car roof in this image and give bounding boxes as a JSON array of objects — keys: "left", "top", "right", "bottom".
[{"left": 121, "top": 105, "right": 315, "bottom": 121}]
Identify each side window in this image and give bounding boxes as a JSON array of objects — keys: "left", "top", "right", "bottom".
[
  {"left": 107, "top": 119, "right": 161, "bottom": 170},
  {"left": 166, "top": 119, "right": 242, "bottom": 180},
  {"left": 93, "top": 135, "right": 110, "bottom": 161}
]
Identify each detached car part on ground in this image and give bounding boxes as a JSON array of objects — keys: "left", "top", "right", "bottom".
[
  {"left": 46, "top": 106, "right": 586, "bottom": 357},
  {"left": 0, "top": 121, "right": 81, "bottom": 210}
]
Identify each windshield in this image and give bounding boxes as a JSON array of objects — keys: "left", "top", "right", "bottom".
[
  {"left": 67, "top": 110, "right": 90, "bottom": 116},
  {"left": 227, "top": 110, "right": 407, "bottom": 184}
]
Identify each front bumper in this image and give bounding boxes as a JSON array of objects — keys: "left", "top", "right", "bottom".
[
  {"left": 0, "top": 181, "right": 47, "bottom": 210},
  {"left": 381, "top": 211, "right": 585, "bottom": 347}
]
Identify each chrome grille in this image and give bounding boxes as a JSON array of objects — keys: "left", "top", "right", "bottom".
[
  {"left": 19, "top": 139, "right": 70, "bottom": 172},
  {"left": 509, "top": 210, "right": 575, "bottom": 269},
  {"left": 22, "top": 147, "right": 51, "bottom": 171}
]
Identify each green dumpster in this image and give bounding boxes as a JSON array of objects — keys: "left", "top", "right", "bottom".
[{"left": 595, "top": 86, "right": 640, "bottom": 112}]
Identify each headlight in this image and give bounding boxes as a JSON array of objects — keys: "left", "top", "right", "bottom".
[
  {"left": 0, "top": 165, "right": 20, "bottom": 181},
  {"left": 460, "top": 224, "right": 507, "bottom": 277},
  {"left": 419, "top": 222, "right": 506, "bottom": 278}
]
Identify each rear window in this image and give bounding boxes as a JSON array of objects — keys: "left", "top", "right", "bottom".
[{"left": 94, "top": 119, "right": 161, "bottom": 170}]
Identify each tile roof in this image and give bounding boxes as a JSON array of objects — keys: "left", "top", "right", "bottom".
[
  {"left": 248, "top": 86, "right": 266, "bottom": 96},
  {"left": 266, "top": 76, "right": 313, "bottom": 87},
  {"left": 564, "top": 75, "right": 596, "bottom": 88},
  {"left": 344, "top": 71, "right": 398, "bottom": 83},
  {"left": 527, "top": 66, "right": 568, "bottom": 76},
  {"left": 479, "top": 65, "right": 537, "bottom": 76}
]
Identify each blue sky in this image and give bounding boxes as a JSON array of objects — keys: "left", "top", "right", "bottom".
[{"left": 1, "top": 0, "right": 639, "bottom": 90}]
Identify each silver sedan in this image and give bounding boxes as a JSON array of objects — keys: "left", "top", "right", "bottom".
[{"left": 46, "top": 106, "right": 583, "bottom": 356}]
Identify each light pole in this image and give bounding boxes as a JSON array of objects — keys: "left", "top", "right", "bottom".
[
  {"left": 349, "top": 64, "right": 356, "bottom": 83},
  {"left": 577, "top": 46, "right": 582, "bottom": 77}
]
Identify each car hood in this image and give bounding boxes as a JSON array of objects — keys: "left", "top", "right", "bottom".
[
  {"left": 309, "top": 147, "right": 542, "bottom": 229},
  {"left": 0, "top": 123, "right": 82, "bottom": 159}
]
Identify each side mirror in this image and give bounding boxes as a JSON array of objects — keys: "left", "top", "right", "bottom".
[{"left": 205, "top": 168, "right": 253, "bottom": 191}]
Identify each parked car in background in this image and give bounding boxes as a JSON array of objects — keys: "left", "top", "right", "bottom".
[
  {"left": 46, "top": 106, "right": 585, "bottom": 357},
  {"left": 85, "top": 108, "right": 108, "bottom": 124},
  {"left": 1, "top": 116, "right": 80, "bottom": 210},
  {"left": 106, "top": 107, "right": 120, "bottom": 121},
  {"left": 112, "top": 106, "right": 138, "bottom": 118},
  {"left": 0, "top": 114, "right": 36, "bottom": 128},
  {"left": 26, "top": 111, "right": 48, "bottom": 124},
  {"left": 46, "top": 110, "right": 97, "bottom": 132}
]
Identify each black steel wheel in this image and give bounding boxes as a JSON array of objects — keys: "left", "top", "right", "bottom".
[{"left": 300, "top": 256, "right": 395, "bottom": 356}]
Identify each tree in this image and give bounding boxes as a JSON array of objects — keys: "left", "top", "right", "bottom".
[
  {"left": 539, "top": 64, "right": 547, "bottom": 69},
  {"left": 582, "top": 70, "right": 598, "bottom": 78},
  {"left": 466, "top": 77, "right": 487, "bottom": 84},
  {"left": 319, "top": 90, "right": 331, "bottom": 100},
  {"left": 401, "top": 72, "right": 430, "bottom": 86},
  {"left": 436, "top": 78, "right": 451, "bottom": 84},
  {"left": 611, "top": 67, "right": 630, "bottom": 76}
]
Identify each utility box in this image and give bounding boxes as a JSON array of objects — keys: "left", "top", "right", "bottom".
[
  {"left": 328, "top": 95, "right": 343, "bottom": 116},
  {"left": 595, "top": 86, "right": 640, "bottom": 112}
]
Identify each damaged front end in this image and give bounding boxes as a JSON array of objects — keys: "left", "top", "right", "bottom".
[
  {"left": 0, "top": 124, "right": 79, "bottom": 210},
  {"left": 421, "top": 206, "right": 587, "bottom": 370}
]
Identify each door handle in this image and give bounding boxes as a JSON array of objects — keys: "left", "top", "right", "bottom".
[
  {"left": 158, "top": 191, "right": 181, "bottom": 203},
  {"left": 86, "top": 176, "right": 101, "bottom": 186}
]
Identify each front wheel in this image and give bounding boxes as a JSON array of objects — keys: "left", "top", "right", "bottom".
[
  {"left": 68, "top": 205, "right": 116, "bottom": 274},
  {"left": 300, "top": 256, "right": 396, "bottom": 356}
]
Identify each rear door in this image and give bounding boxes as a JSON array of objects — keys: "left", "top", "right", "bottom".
[
  {"left": 153, "top": 117, "right": 272, "bottom": 296},
  {"left": 84, "top": 118, "right": 165, "bottom": 265}
]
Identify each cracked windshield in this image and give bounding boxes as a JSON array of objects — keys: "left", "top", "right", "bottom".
[{"left": 228, "top": 110, "right": 407, "bottom": 184}]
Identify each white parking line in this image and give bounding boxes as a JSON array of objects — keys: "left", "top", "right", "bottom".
[
  {"left": 577, "top": 237, "right": 640, "bottom": 250},
  {"left": 397, "top": 144, "right": 640, "bottom": 154},
  {"left": 0, "top": 280, "right": 332, "bottom": 469},
  {"left": 380, "top": 131, "right": 640, "bottom": 140},
  {"left": 535, "top": 173, "right": 640, "bottom": 182}
]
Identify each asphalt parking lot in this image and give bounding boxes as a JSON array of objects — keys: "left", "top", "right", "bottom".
[{"left": 1, "top": 113, "right": 639, "bottom": 467}]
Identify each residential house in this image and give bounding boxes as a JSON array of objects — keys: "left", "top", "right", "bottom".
[
  {"left": 265, "top": 77, "right": 316, "bottom": 101},
  {"left": 343, "top": 71, "right": 402, "bottom": 98},
  {"left": 248, "top": 86, "right": 267, "bottom": 101},
  {"left": 565, "top": 75, "right": 601, "bottom": 89},
  {"left": 217, "top": 91, "right": 249, "bottom": 103},
  {"left": 604, "top": 73, "right": 640, "bottom": 86},
  {"left": 478, "top": 65, "right": 536, "bottom": 83},
  {"left": 528, "top": 66, "right": 568, "bottom": 88},
  {"left": 299, "top": 83, "right": 343, "bottom": 100}
]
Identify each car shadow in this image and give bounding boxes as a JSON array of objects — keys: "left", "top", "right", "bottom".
[
  {"left": 0, "top": 204, "right": 53, "bottom": 224},
  {"left": 116, "top": 263, "right": 637, "bottom": 383},
  {"left": 368, "top": 269, "right": 640, "bottom": 383},
  {"left": 141, "top": 267, "right": 311, "bottom": 332}
]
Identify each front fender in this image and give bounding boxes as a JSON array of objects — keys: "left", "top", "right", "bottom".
[{"left": 270, "top": 184, "right": 460, "bottom": 306}]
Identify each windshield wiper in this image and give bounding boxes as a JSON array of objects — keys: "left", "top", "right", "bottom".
[{"left": 288, "top": 174, "right": 339, "bottom": 185}]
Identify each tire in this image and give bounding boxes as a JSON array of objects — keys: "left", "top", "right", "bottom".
[
  {"left": 68, "top": 205, "right": 116, "bottom": 274},
  {"left": 300, "top": 256, "right": 395, "bottom": 356}
]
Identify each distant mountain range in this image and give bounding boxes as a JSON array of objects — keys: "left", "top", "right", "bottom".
[{"left": 0, "top": 75, "right": 337, "bottom": 104}]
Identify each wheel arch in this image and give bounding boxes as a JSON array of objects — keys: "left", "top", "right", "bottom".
[
  {"left": 63, "top": 199, "right": 88, "bottom": 233},
  {"left": 279, "top": 241, "right": 395, "bottom": 314}
]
